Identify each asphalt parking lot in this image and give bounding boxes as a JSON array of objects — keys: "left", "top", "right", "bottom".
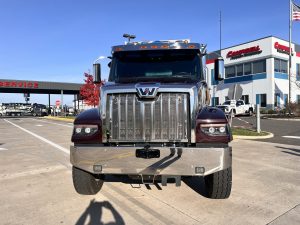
[
  {"left": 233, "top": 116, "right": 300, "bottom": 146},
  {"left": 0, "top": 117, "right": 299, "bottom": 225}
]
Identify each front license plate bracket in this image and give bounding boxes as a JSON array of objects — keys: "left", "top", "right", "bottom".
[{"left": 136, "top": 148, "right": 160, "bottom": 159}]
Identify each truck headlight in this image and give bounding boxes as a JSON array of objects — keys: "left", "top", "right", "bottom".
[
  {"left": 73, "top": 125, "right": 98, "bottom": 136},
  {"left": 200, "top": 124, "right": 228, "bottom": 136}
]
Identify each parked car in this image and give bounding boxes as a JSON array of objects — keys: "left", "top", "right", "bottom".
[{"left": 217, "top": 100, "right": 254, "bottom": 116}]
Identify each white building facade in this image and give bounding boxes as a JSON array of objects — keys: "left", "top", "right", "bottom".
[{"left": 206, "top": 36, "right": 300, "bottom": 109}]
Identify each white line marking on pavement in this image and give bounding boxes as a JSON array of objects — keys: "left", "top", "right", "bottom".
[
  {"left": 36, "top": 124, "right": 43, "bottom": 127},
  {"left": 32, "top": 119, "right": 73, "bottom": 128},
  {"left": 282, "top": 136, "right": 300, "bottom": 139},
  {"left": 4, "top": 119, "right": 70, "bottom": 155},
  {"left": 236, "top": 117, "right": 250, "bottom": 124},
  {"left": 0, "top": 148, "right": 8, "bottom": 151},
  {"left": 0, "top": 165, "right": 66, "bottom": 180}
]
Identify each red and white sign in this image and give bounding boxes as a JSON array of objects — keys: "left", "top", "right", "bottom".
[
  {"left": 0, "top": 81, "right": 39, "bottom": 88},
  {"left": 274, "top": 42, "right": 293, "bottom": 55},
  {"left": 55, "top": 100, "right": 61, "bottom": 106},
  {"left": 226, "top": 46, "right": 262, "bottom": 59}
]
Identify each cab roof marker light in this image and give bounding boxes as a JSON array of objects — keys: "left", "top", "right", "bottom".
[{"left": 134, "top": 39, "right": 190, "bottom": 44}]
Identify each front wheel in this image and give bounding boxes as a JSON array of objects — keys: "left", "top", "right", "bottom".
[
  {"left": 248, "top": 109, "right": 253, "bottom": 116},
  {"left": 204, "top": 167, "right": 232, "bottom": 199},
  {"left": 72, "top": 167, "right": 104, "bottom": 195},
  {"left": 230, "top": 110, "right": 235, "bottom": 118}
]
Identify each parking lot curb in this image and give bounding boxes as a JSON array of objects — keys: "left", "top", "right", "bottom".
[
  {"left": 42, "top": 116, "right": 74, "bottom": 123},
  {"left": 233, "top": 132, "right": 274, "bottom": 140}
]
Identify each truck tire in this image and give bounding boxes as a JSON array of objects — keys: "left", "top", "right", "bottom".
[
  {"left": 230, "top": 109, "right": 235, "bottom": 117},
  {"left": 204, "top": 167, "right": 232, "bottom": 199},
  {"left": 72, "top": 166, "right": 104, "bottom": 195},
  {"left": 248, "top": 108, "right": 253, "bottom": 116}
]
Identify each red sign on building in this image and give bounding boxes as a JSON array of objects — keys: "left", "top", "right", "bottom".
[
  {"left": 227, "top": 46, "right": 262, "bottom": 59},
  {"left": 274, "top": 42, "right": 293, "bottom": 55},
  {"left": 0, "top": 81, "right": 39, "bottom": 88}
]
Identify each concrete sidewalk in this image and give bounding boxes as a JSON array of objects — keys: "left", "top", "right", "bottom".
[{"left": 230, "top": 139, "right": 300, "bottom": 225}]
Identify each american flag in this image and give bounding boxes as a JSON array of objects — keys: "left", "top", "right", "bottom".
[{"left": 292, "top": 2, "right": 300, "bottom": 21}]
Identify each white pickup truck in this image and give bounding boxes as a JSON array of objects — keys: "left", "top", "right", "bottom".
[{"left": 217, "top": 100, "right": 254, "bottom": 116}]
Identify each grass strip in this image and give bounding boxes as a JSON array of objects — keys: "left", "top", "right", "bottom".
[{"left": 232, "top": 127, "right": 269, "bottom": 136}]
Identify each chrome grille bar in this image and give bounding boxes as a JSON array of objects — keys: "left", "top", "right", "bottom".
[{"left": 105, "top": 93, "right": 189, "bottom": 142}]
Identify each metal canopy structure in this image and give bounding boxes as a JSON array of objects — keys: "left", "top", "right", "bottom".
[{"left": 0, "top": 79, "right": 82, "bottom": 94}]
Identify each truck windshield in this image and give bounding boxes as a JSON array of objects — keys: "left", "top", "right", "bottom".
[{"left": 109, "top": 49, "right": 202, "bottom": 83}]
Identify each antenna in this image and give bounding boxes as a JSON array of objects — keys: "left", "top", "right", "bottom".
[{"left": 123, "top": 34, "right": 136, "bottom": 43}]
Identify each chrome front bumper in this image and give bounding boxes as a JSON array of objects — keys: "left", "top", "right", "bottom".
[{"left": 70, "top": 145, "right": 232, "bottom": 176}]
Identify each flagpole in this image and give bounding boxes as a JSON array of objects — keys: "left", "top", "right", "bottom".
[
  {"left": 289, "top": 0, "right": 292, "bottom": 112},
  {"left": 220, "top": 10, "right": 222, "bottom": 51}
]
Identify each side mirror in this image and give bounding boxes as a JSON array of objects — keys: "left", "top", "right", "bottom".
[
  {"left": 214, "top": 57, "right": 225, "bottom": 81},
  {"left": 93, "top": 63, "right": 101, "bottom": 84}
]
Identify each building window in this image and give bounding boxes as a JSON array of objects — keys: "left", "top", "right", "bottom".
[
  {"left": 211, "top": 69, "right": 217, "bottom": 85},
  {"left": 225, "top": 66, "right": 235, "bottom": 78},
  {"left": 297, "top": 95, "right": 300, "bottom": 104},
  {"left": 236, "top": 64, "right": 243, "bottom": 76},
  {"left": 241, "top": 95, "right": 249, "bottom": 104},
  {"left": 256, "top": 94, "right": 267, "bottom": 107},
  {"left": 261, "top": 94, "right": 267, "bottom": 107},
  {"left": 212, "top": 97, "right": 219, "bottom": 106},
  {"left": 244, "top": 63, "right": 251, "bottom": 75},
  {"left": 284, "top": 94, "right": 288, "bottom": 106},
  {"left": 274, "top": 58, "right": 288, "bottom": 73},
  {"left": 274, "top": 93, "right": 280, "bottom": 107},
  {"left": 297, "top": 64, "right": 300, "bottom": 80},
  {"left": 281, "top": 61, "right": 288, "bottom": 73},
  {"left": 253, "top": 60, "right": 266, "bottom": 74},
  {"left": 224, "top": 59, "right": 266, "bottom": 79},
  {"left": 274, "top": 59, "right": 280, "bottom": 72}
]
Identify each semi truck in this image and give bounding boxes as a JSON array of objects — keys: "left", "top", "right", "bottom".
[{"left": 70, "top": 37, "right": 232, "bottom": 199}]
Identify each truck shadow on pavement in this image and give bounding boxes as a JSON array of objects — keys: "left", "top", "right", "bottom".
[
  {"left": 182, "top": 176, "right": 208, "bottom": 198},
  {"left": 75, "top": 199, "right": 125, "bottom": 225},
  {"left": 276, "top": 146, "right": 300, "bottom": 157}
]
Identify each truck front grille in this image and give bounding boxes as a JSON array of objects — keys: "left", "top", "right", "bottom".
[{"left": 105, "top": 93, "right": 189, "bottom": 142}]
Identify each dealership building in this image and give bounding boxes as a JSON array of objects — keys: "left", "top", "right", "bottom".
[{"left": 206, "top": 36, "right": 300, "bottom": 109}]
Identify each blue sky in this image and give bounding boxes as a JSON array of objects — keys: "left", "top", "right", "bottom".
[{"left": 1, "top": 0, "right": 300, "bottom": 105}]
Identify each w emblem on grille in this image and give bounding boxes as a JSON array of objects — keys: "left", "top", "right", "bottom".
[{"left": 136, "top": 84, "right": 159, "bottom": 98}]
